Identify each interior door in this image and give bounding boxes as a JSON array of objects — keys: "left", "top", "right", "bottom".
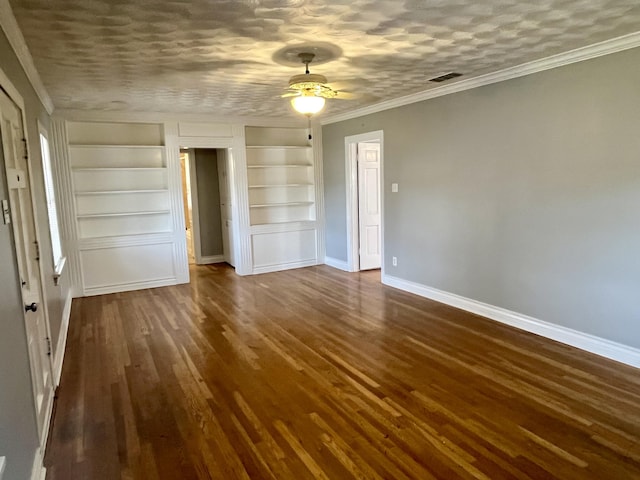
[
  {"left": 357, "top": 142, "right": 381, "bottom": 270},
  {"left": 217, "top": 150, "right": 235, "bottom": 267},
  {"left": 0, "top": 90, "right": 53, "bottom": 444}
]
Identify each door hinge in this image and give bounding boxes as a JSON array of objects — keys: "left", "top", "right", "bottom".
[
  {"left": 46, "top": 337, "right": 52, "bottom": 356},
  {"left": 34, "top": 240, "right": 40, "bottom": 261}
]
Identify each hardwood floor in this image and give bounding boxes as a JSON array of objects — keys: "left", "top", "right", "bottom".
[{"left": 45, "top": 264, "right": 640, "bottom": 479}]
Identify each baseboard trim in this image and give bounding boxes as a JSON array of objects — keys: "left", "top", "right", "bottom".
[
  {"left": 83, "top": 277, "right": 176, "bottom": 296},
  {"left": 53, "top": 291, "right": 73, "bottom": 386},
  {"left": 382, "top": 274, "right": 640, "bottom": 369},
  {"left": 324, "top": 256, "right": 350, "bottom": 272},
  {"left": 199, "top": 255, "right": 225, "bottom": 264},
  {"left": 252, "top": 259, "right": 318, "bottom": 275},
  {"left": 30, "top": 448, "right": 46, "bottom": 480}
]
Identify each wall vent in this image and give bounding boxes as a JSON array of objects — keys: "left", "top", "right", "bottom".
[{"left": 429, "top": 72, "right": 463, "bottom": 83}]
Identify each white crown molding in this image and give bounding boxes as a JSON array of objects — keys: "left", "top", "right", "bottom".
[
  {"left": 54, "top": 108, "right": 314, "bottom": 128},
  {"left": 322, "top": 31, "right": 640, "bottom": 125},
  {"left": 0, "top": 0, "right": 54, "bottom": 114},
  {"left": 382, "top": 274, "right": 640, "bottom": 369}
]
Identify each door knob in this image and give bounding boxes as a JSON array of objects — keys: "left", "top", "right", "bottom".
[{"left": 25, "top": 302, "right": 38, "bottom": 313}]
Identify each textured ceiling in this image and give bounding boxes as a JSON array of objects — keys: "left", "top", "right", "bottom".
[{"left": 9, "top": 0, "right": 640, "bottom": 118}]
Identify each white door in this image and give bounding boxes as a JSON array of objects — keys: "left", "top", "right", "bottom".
[
  {"left": 0, "top": 91, "right": 54, "bottom": 443},
  {"left": 357, "top": 142, "right": 381, "bottom": 270},
  {"left": 217, "top": 150, "right": 235, "bottom": 267}
]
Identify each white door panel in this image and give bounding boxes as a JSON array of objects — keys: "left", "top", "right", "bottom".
[
  {"left": 0, "top": 91, "right": 53, "bottom": 445},
  {"left": 358, "top": 142, "right": 381, "bottom": 270}
]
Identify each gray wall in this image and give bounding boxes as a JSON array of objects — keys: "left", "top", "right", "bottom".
[
  {"left": 322, "top": 47, "right": 640, "bottom": 349},
  {"left": 0, "top": 28, "right": 71, "bottom": 479},
  {"left": 194, "top": 148, "right": 223, "bottom": 257}
]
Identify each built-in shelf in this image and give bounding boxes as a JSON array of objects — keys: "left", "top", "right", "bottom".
[
  {"left": 246, "top": 164, "right": 311, "bottom": 169},
  {"left": 75, "top": 189, "right": 169, "bottom": 195},
  {"left": 69, "top": 144, "right": 164, "bottom": 149},
  {"left": 72, "top": 167, "right": 166, "bottom": 171},
  {"left": 248, "top": 184, "right": 312, "bottom": 188},
  {"left": 245, "top": 145, "right": 311, "bottom": 150},
  {"left": 250, "top": 202, "right": 313, "bottom": 208},
  {"left": 77, "top": 210, "right": 170, "bottom": 219}
]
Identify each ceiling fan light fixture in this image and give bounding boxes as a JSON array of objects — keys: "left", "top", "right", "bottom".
[{"left": 291, "top": 94, "right": 325, "bottom": 116}]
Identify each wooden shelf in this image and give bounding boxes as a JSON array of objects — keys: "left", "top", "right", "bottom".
[
  {"left": 72, "top": 167, "right": 166, "bottom": 171},
  {"left": 248, "top": 184, "right": 312, "bottom": 188},
  {"left": 250, "top": 202, "right": 313, "bottom": 208},
  {"left": 77, "top": 210, "right": 170, "bottom": 219},
  {"left": 75, "top": 189, "right": 169, "bottom": 195},
  {"left": 245, "top": 145, "right": 311, "bottom": 150},
  {"left": 247, "top": 164, "right": 311, "bottom": 169},
  {"left": 68, "top": 144, "right": 164, "bottom": 149}
]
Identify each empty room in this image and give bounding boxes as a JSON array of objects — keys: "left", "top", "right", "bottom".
[{"left": 1, "top": 1, "right": 639, "bottom": 479}]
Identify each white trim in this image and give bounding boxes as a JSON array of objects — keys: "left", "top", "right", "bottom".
[
  {"left": 30, "top": 448, "right": 46, "bottom": 480},
  {"left": 83, "top": 277, "right": 176, "bottom": 296},
  {"left": 382, "top": 274, "right": 640, "bottom": 369},
  {"left": 322, "top": 31, "right": 640, "bottom": 125},
  {"left": 200, "top": 254, "right": 225, "bottom": 264},
  {"left": 312, "top": 123, "right": 326, "bottom": 265},
  {"left": 0, "top": 456, "right": 6, "bottom": 480},
  {"left": 252, "top": 259, "right": 318, "bottom": 275},
  {"left": 55, "top": 109, "right": 307, "bottom": 128},
  {"left": 53, "top": 291, "right": 72, "bottom": 386},
  {"left": 324, "top": 256, "right": 349, "bottom": 271},
  {"left": 50, "top": 119, "right": 83, "bottom": 297},
  {"left": 0, "top": 0, "right": 54, "bottom": 114},
  {"left": 344, "top": 131, "right": 384, "bottom": 273}
]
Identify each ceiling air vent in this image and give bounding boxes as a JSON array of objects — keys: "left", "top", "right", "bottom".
[{"left": 429, "top": 72, "right": 463, "bottom": 83}]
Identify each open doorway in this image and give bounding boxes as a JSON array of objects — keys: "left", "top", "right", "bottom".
[
  {"left": 345, "top": 131, "right": 384, "bottom": 274},
  {"left": 180, "top": 147, "right": 235, "bottom": 267}
]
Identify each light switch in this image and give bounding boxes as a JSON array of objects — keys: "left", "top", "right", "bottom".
[{"left": 391, "top": 183, "right": 399, "bottom": 193}]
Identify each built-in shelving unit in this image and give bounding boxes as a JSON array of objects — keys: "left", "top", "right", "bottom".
[
  {"left": 65, "top": 121, "right": 178, "bottom": 295},
  {"left": 68, "top": 136, "right": 170, "bottom": 239},
  {"left": 244, "top": 126, "right": 320, "bottom": 272},
  {"left": 245, "top": 129, "right": 315, "bottom": 226}
]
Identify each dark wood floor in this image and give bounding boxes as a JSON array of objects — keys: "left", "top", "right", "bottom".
[{"left": 45, "top": 264, "right": 640, "bottom": 479}]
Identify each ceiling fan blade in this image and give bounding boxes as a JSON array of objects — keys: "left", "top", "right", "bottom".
[{"left": 281, "top": 91, "right": 301, "bottom": 98}]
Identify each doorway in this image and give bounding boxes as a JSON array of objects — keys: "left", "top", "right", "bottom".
[
  {"left": 345, "top": 131, "right": 384, "bottom": 273},
  {"left": 180, "top": 147, "right": 235, "bottom": 267}
]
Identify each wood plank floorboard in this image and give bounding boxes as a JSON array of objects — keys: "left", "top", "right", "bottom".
[{"left": 45, "top": 264, "right": 640, "bottom": 479}]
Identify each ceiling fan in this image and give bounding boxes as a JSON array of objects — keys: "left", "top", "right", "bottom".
[{"left": 282, "top": 52, "right": 342, "bottom": 116}]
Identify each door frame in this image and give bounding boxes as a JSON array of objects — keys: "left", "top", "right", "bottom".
[
  {"left": 0, "top": 68, "right": 55, "bottom": 448},
  {"left": 177, "top": 141, "right": 238, "bottom": 267},
  {"left": 344, "top": 130, "right": 384, "bottom": 273}
]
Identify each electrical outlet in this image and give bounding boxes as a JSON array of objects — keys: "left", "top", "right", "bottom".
[{"left": 392, "top": 256, "right": 397, "bottom": 267}]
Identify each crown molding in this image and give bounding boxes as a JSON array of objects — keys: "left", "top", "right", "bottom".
[
  {"left": 53, "top": 108, "right": 316, "bottom": 128},
  {"left": 321, "top": 31, "right": 640, "bottom": 125},
  {"left": 0, "top": 0, "right": 54, "bottom": 114}
]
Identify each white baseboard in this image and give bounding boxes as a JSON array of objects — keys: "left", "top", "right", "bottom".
[
  {"left": 53, "top": 291, "right": 73, "bottom": 386},
  {"left": 83, "top": 277, "right": 176, "bottom": 296},
  {"left": 252, "top": 259, "right": 318, "bottom": 275},
  {"left": 382, "top": 274, "right": 640, "bottom": 369},
  {"left": 0, "top": 456, "right": 5, "bottom": 480},
  {"left": 324, "top": 256, "right": 350, "bottom": 271},
  {"left": 199, "top": 255, "right": 225, "bottom": 264},
  {"left": 30, "top": 448, "right": 46, "bottom": 480}
]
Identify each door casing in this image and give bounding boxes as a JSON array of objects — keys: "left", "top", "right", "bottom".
[
  {"left": 344, "top": 130, "right": 384, "bottom": 273},
  {"left": 0, "top": 81, "right": 55, "bottom": 450}
]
